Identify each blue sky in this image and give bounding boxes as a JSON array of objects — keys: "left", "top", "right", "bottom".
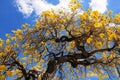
[
  {"left": 0, "top": 0, "right": 120, "bottom": 39},
  {"left": 0, "top": 0, "right": 120, "bottom": 80}
]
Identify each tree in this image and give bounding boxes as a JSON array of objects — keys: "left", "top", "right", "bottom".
[{"left": 0, "top": 0, "right": 120, "bottom": 80}]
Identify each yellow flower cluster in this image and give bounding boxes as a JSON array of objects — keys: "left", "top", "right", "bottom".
[
  {"left": 6, "top": 34, "right": 9, "bottom": 37},
  {"left": 22, "top": 23, "right": 29, "bottom": 28},
  {"left": 61, "top": 25, "right": 65, "bottom": 30},
  {"left": 11, "top": 29, "right": 23, "bottom": 42},
  {"left": 103, "top": 74, "right": 108, "bottom": 78},
  {"left": 41, "top": 41, "right": 46, "bottom": 46},
  {"left": 69, "top": 0, "right": 82, "bottom": 11},
  {"left": 117, "top": 26, "right": 120, "bottom": 33},
  {"left": 114, "top": 13, "right": 120, "bottom": 23},
  {"left": 102, "top": 52, "right": 107, "bottom": 58},
  {"left": 99, "top": 33, "right": 105, "bottom": 38},
  {"left": 0, "top": 52, "right": 3, "bottom": 57},
  {"left": 0, "top": 65, "right": 6, "bottom": 71},
  {"left": 12, "top": 29, "right": 22, "bottom": 36},
  {"left": 94, "top": 23, "right": 102, "bottom": 28},
  {"left": 86, "top": 35, "right": 93, "bottom": 44},
  {"left": 6, "top": 71, "right": 12, "bottom": 76},
  {"left": 90, "top": 10, "right": 99, "bottom": 19},
  {"left": 6, "top": 39, "right": 10, "bottom": 44},
  {"left": 35, "top": 20, "right": 41, "bottom": 30},
  {"left": 4, "top": 45, "right": 13, "bottom": 53},
  {"left": 0, "top": 38, "right": 4, "bottom": 47},
  {"left": 108, "top": 33, "right": 118, "bottom": 41},
  {"left": 0, "top": 75, "right": 5, "bottom": 80},
  {"left": 108, "top": 10, "right": 113, "bottom": 14},
  {"left": 109, "top": 53, "right": 116, "bottom": 59},
  {"left": 11, "top": 37, "right": 16, "bottom": 41},
  {"left": 69, "top": 41, "right": 75, "bottom": 48},
  {"left": 80, "top": 12, "right": 89, "bottom": 20},
  {"left": 95, "top": 41, "right": 102, "bottom": 49}
]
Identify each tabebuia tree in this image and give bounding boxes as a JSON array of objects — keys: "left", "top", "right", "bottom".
[{"left": 0, "top": 0, "right": 120, "bottom": 80}]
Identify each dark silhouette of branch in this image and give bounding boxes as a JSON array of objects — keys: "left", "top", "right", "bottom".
[
  {"left": 89, "top": 42, "right": 117, "bottom": 56},
  {"left": 41, "top": 60, "right": 57, "bottom": 80}
]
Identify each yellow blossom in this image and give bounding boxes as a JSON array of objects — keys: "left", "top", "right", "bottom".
[
  {"left": 108, "top": 33, "right": 118, "bottom": 41},
  {"left": 69, "top": 0, "right": 82, "bottom": 11},
  {"left": 103, "top": 74, "right": 108, "bottom": 78},
  {"left": 22, "top": 23, "right": 29, "bottom": 28},
  {"left": 72, "top": 76, "right": 74, "bottom": 80},
  {"left": 102, "top": 52, "right": 107, "bottom": 58},
  {"left": 117, "top": 26, "right": 120, "bottom": 33},
  {"left": 0, "top": 52, "right": 3, "bottom": 57},
  {"left": 40, "top": 58, "right": 44, "bottom": 63},
  {"left": 21, "top": 44, "right": 25, "bottom": 48},
  {"left": 5, "top": 34, "right": 9, "bottom": 37},
  {"left": 11, "top": 37, "right": 16, "bottom": 41},
  {"left": 82, "top": 74, "right": 85, "bottom": 78},
  {"left": 99, "top": 33, "right": 105, "bottom": 38},
  {"left": 0, "top": 65, "right": 6, "bottom": 71},
  {"left": 41, "top": 41, "right": 46, "bottom": 45},
  {"left": 18, "top": 35, "right": 23, "bottom": 41},
  {"left": 4, "top": 45, "right": 13, "bottom": 52},
  {"left": 24, "top": 51, "right": 28, "bottom": 55},
  {"left": 16, "top": 69, "right": 21, "bottom": 73},
  {"left": 70, "top": 41, "right": 75, "bottom": 48},
  {"left": 12, "top": 29, "right": 22, "bottom": 36},
  {"left": 87, "top": 36, "right": 93, "bottom": 43},
  {"left": 27, "top": 59, "right": 32, "bottom": 64},
  {"left": 80, "top": 14, "right": 86, "bottom": 20},
  {"left": 35, "top": 20, "right": 41, "bottom": 30},
  {"left": 87, "top": 71, "right": 95, "bottom": 76},
  {"left": 0, "top": 38, "right": 4, "bottom": 47},
  {"left": 108, "top": 10, "right": 113, "bottom": 14},
  {"left": 25, "top": 43, "right": 30, "bottom": 48},
  {"left": 76, "top": 75, "right": 80, "bottom": 79},
  {"left": 87, "top": 8, "right": 91, "bottom": 12},
  {"left": 91, "top": 10, "right": 99, "bottom": 19},
  {"left": 95, "top": 41, "right": 102, "bottom": 48},
  {"left": 6, "top": 71, "right": 12, "bottom": 76},
  {"left": 14, "top": 43, "right": 19, "bottom": 47},
  {"left": 109, "top": 53, "right": 116, "bottom": 59},
  {"left": 61, "top": 25, "right": 65, "bottom": 30},
  {"left": 94, "top": 23, "right": 102, "bottom": 28},
  {"left": 6, "top": 39, "right": 10, "bottom": 44},
  {"left": 0, "top": 75, "right": 5, "bottom": 80},
  {"left": 21, "top": 57, "right": 27, "bottom": 61}
]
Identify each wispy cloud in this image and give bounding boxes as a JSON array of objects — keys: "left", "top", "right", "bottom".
[
  {"left": 89, "top": 0, "right": 108, "bottom": 13},
  {"left": 16, "top": 0, "right": 108, "bottom": 17},
  {"left": 15, "top": 0, "right": 71, "bottom": 17}
]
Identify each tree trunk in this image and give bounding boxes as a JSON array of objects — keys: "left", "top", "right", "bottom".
[
  {"left": 116, "top": 66, "right": 120, "bottom": 78},
  {"left": 41, "top": 60, "right": 57, "bottom": 80}
]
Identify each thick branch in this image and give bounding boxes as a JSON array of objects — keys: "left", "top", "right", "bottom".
[
  {"left": 41, "top": 60, "right": 57, "bottom": 80},
  {"left": 116, "top": 66, "right": 120, "bottom": 78},
  {"left": 12, "top": 57, "right": 28, "bottom": 80},
  {"left": 89, "top": 43, "right": 116, "bottom": 56}
]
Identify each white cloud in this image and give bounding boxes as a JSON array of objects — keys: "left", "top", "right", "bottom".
[
  {"left": 16, "top": 0, "right": 33, "bottom": 17},
  {"left": 89, "top": 0, "right": 108, "bottom": 13},
  {"left": 15, "top": 0, "right": 71, "bottom": 17},
  {"left": 15, "top": 0, "right": 108, "bottom": 17}
]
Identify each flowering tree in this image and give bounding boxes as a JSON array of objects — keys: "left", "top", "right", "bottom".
[{"left": 0, "top": 0, "right": 120, "bottom": 80}]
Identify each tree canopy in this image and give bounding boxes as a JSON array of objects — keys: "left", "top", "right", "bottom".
[{"left": 0, "top": 0, "right": 120, "bottom": 80}]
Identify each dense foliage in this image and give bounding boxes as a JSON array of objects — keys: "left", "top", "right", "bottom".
[{"left": 0, "top": 0, "right": 120, "bottom": 80}]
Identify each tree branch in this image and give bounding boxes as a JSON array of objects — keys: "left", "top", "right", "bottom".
[{"left": 89, "top": 42, "right": 116, "bottom": 56}]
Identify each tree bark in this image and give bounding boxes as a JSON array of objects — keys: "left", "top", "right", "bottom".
[
  {"left": 116, "top": 66, "right": 120, "bottom": 78},
  {"left": 41, "top": 60, "right": 57, "bottom": 80}
]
